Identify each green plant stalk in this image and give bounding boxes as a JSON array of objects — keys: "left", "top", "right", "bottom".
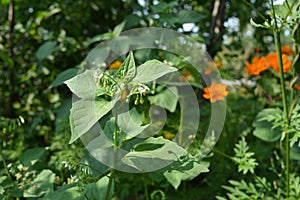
[
  {"left": 271, "top": 1, "right": 291, "bottom": 197},
  {"left": 105, "top": 116, "right": 119, "bottom": 200},
  {"left": 143, "top": 178, "right": 150, "bottom": 200},
  {"left": 0, "top": 145, "right": 11, "bottom": 179},
  {"left": 241, "top": 0, "right": 268, "bottom": 22}
]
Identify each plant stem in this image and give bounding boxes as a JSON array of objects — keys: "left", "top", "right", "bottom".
[
  {"left": 212, "top": 148, "right": 235, "bottom": 161},
  {"left": 0, "top": 146, "right": 11, "bottom": 179},
  {"left": 143, "top": 177, "right": 149, "bottom": 200},
  {"left": 242, "top": 0, "right": 268, "bottom": 22},
  {"left": 105, "top": 116, "right": 119, "bottom": 200},
  {"left": 271, "top": 1, "right": 290, "bottom": 197}
]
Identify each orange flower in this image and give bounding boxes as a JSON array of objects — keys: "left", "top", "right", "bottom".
[
  {"left": 245, "top": 56, "right": 269, "bottom": 75},
  {"left": 203, "top": 82, "right": 229, "bottom": 103},
  {"left": 281, "top": 45, "right": 294, "bottom": 56},
  {"left": 163, "top": 132, "right": 175, "bottom": 140},
  {"left": 266, "top": 52, "right": 292, "bottom": 74},
  {"left": 216, "top": 61, "right": 222, "bottom": 69},
  {"left": 108, "top": 60, "right": 122, "bottom": 70},
  {"left": 294, "top": 84, "right": 300, "bottom": 91},
  {"left": 254, "top": 47, "right": 260, "bottom": 53},
  {"left": 204, "top": 68, "right": 213, "bottom": 75}
]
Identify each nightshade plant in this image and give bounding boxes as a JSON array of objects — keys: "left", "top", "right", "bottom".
[{"left": 65, "top": 51, "right": 209, "bottom": 199}]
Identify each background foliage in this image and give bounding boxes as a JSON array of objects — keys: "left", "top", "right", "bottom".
[{"left": 0, "top": 0, "right": 299, "bottom": 199}]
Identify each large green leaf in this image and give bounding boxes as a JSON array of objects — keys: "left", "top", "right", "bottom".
[
  {"left": 41, "top": 184, "right": 82, "bottom": 200},
  {"left": 121, "top": 137, "right": 187, "bottom": 172},
  {"left": 253, "top": 108, "right": 282, "bottom": 142},
  {"left": 163, "top": 158, "right": 209, "bottom": 189},
  {"left": 148, "top": 87, "right": 178, "bottom": 112},
  {"left": 20, "top": 147, "right": 46, "bottom": 167},
  {"left": 64, "top": 70, "right": 96, "bottom": 99},
  {"left": 36, "top": 41, "right": 58, "bottom": 62},
  {"left": 117, "top": 108, "right": 150, "bottom": 140},
  {"left": 24, "top": 170, "right": 55, "bottom": 198},
  {"left": 51, "top": 68, "right": 79, "bottom": 88},
  {"left": 69, "top": 99, "right": 116, "bottom": 143},
  {"left": 132, "top": 60, "right": 177, "bottom": 84},
  {"left": 84, "top": 175, "right": 114, "bottom": 200}
]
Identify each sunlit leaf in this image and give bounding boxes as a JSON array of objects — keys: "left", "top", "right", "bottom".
[{"left": 132, "top": 60, "right": 177, "bottom": 84}]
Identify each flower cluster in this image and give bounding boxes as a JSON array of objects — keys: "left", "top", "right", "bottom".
[{"left": 245, "top": 45, "right": 293, "bottom": 75}]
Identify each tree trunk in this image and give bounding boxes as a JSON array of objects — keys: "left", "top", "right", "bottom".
[{"left": 207, "top": 0, "right": 226, "bottom": 59}]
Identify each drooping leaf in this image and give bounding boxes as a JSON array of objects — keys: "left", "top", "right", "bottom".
[
  {"left": 51, "top": 68, "right": 79, "bottom": 88},
  {"left": 148, "top": 87, "right": 178, "bottom": 112},
  {"left": 253, "top": 108, "right": 282, "bottom": 142},
  {"left": 163, "top": 158, "right": 209, "bottom": 189},
  {"left": 69, "top": 99, "right": 117, "bottom": 143},
  {"left": 132, "top": 60, "right": 177, "bottom": 84},
  {"left": 121, "top": 137, "right": 187, "bottom": 172},
  {"left": 64, "top": 70, "right": 96, "bottom": 99},
  {"left": 36, "top": 41, "right": 58, "bottom": 62},
  {"left": 24, "top": 170, "right": 55, "bottom": 198},
  {"left": 20, "top": 147, "right": 46, "bottom": 167}
]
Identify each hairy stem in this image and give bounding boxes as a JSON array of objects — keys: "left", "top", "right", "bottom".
[{"left": 105, "top": 115, "right": 119, "bottom": 200}]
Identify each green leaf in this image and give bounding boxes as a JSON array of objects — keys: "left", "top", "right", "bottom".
[
  {"left": 69, "top": 99, "right": 116, "bottom": 143},
  {"left": 253, "top": 108, "right": 282, "bottom": 142},
  {"left": 83, "top": 33, "right": 111, "bottom": 47},
  {"left": 148, "top": 87, "right": 178, "bottom": 112},
  {"left": 172, "top": 10, "right": 204, "bottom": 24},
  {"left": 81, "top": 150, "right": 109, "bottom": 177},
  {"left": 250, "top": 18, "right": 272, "bottom": 30},
  {"left": 24, "top": 170, "right": 55, "bottom": 198},
  {"left": 121, "top": 137, "right": 187, "bottom": 172},
  {"left": 107, "top": 36, "right": 130, "bottom": 55},
  {"left": 51, "top": 68, "right": 79, "bottom": 88},
  {"left": 41, "top": 184, "right": 82, "bottom": 200},
  {"left": 163, "top": 158, "right": 209, "bottom": 189},
  {"left": 0, "top": 53, "right": 14, "bottom": 68},
  {"left": 1, "top": 0, "right": 10, "bottom": 5},
  {"left": 272, "top": 0, "right": 300, "bottom": 26},
  {"left": 132, "top": 60, "right": 177, "bottom": 84},
  {"left": 84, "top": 175, "right": 114, "bottom": 200},
  {"left": 85, "top": 46, "right": 110, "bottom": 67},
  {"left": 20, "top": 147, "right": 46, "bottom": 167},
  {"left": 116, "top": 51, "right": 136, "bottom": 82},
  {"left": 36, "top": 41, "right": 58, "bottom": 62},
  {"left": 151, "top": 1, "right": 178, "bottom": 13},
  {"left": 113, "top": 21, "right": 126, "bottom": 36},
  {"left": 117, "top": 108, "right": 150, "bottom": 140},
  {"left": 64, "top": 70, "right": 96, "bottom": 99}
]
